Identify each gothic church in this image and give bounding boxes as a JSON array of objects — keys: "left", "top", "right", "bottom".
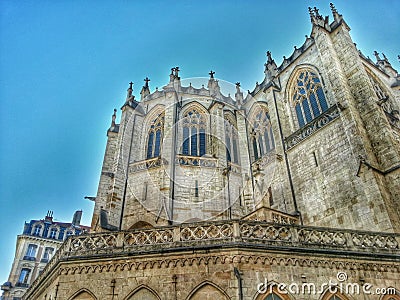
[{"left": 24, "top": 4, "right": 400, "bottom": 300}]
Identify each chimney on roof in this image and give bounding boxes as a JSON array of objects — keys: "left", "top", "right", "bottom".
[
  {"left": 45, "top": 210, "right": 53, "bottom": 223},
  {"left": 72, "top": 210, "right": 82, "bottom": 226}
]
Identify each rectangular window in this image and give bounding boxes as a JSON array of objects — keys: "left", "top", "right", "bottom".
[
  {"left": 194, "top": 180, "right": 199, "bottom": 197},
  {"left": 25, "top": 244, "right": 37, "bottom": 258},
  {"left": 143, "top": 182, "right": 148, "bottom": 202},
  {"left": 18, "top": 268, "right": 31, "bottom": 284},
  {"left": 41, "top": 247, "right": 54, "bottom": 262}
]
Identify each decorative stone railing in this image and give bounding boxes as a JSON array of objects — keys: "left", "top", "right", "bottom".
[
  {"left": 251, "top": 151, "right": 277, "bottom": 171},
  {"left": 26, "top": 220, "right": 400, "bottom": 296},
  {"left": 285, "top": 104, "right": 340, "bottom": 150},
  {"left": 176, "top": 154, "right": 217, "bottom": 168},
  {"left": 129, "top": 157, "right": 166, "bottom": 173}
]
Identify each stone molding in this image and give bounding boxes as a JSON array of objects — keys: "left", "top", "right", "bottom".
[{"left": 285, "top": 104, "right": 340, "bottom": 150}]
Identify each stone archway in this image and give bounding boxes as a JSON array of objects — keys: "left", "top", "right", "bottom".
[
  {"left": 187, "top": 282, "right": 229, "bottom": 300},
  {"left": 69, "top": 290, "right": 96, "bottom": 300},
  {"left": 126, "top": 286, "right": 160, "bottom": 300}
]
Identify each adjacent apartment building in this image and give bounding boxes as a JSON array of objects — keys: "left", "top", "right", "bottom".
[{"left": 1, "top": 211, "right": 89, "bottom": 300}]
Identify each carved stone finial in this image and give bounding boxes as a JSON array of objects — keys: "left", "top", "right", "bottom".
[
  {"left": 373, "top": 51, "right": 381, "bottom": 61},
  {"left": 235, "top": 82, "right": 240, "bottom": 88},
  {"left": 330, "top": 3, "right": 337, "bottom": 13},
  {"left": 127, "top": 82, "right": 133, "bottom": 98},
  {"left": 330, "top": 3, "right": 342, "bottom": 22},
  {"left": 111, "top": 109, "right": 117, "bottom": 126},
  {"left": 174, "top": 66, "right": 180, "bottom": 77},
  {"left": 308, "top": 7, "right": 314, "bottom": 19},
  {"left": 171, "top": 67, "right": 175, "bottom": 75},
  {"left": 305, "top": 35, "right": 308, "bottom": 39},
  {"left": 313, "top": 7, "right": 320, "bottom": 17},
  {"left": 283, "top": 56, "right": 286, "bottom": 60},
  {"left": 294, "top": 46, "right": 297, "bottom": 50},
  {"left": 209, "top": 70, "right": 215, "bottom": 79}
]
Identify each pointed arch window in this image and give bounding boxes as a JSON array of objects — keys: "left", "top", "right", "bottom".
[
  {"left": 146, "top": 113, "right": 165, "bottom": 159},
  {"left": 265, "top": 293, "right": 284, "bottom": 300},
  {"left": 182, "top": 108, "right": 207, "bottom": 156},
  {"left": 251, "top": 108, "right": 275, "bottom": 160},
  {"left": 225, "top": 117, "right": 239, "bottom": 163},
  {"left": 292, "top": 70, "right": 328, "bottom": 127}
]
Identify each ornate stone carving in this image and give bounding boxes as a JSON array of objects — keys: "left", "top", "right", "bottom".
[{"left": 285, "top": 104, "right": 340, "bottom": 150}]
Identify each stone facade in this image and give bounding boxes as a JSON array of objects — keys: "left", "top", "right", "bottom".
[{"left": 23, "top": 4, "right": 400, "bottom": 300}]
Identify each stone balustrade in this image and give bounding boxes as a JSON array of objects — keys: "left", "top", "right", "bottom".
[
  {"left": 27, "top": 220, "right": 400, "bottom": 295},
  {"left": 176, "top": 154, "right": 217, "bottom": 168},
  {"left": 284, "top": 104, "right": 340, "bottom": 150}
]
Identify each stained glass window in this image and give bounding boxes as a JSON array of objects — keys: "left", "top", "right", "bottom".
[
  {"left": 182, "top": 108, "right": 207, "bottom": 156},
  {"left": 225, "top": 117, "right": 239, "bottom": 163},
  {"left": 292, "top": 70, "right": 328, "bottom": 127},
  {"left": 146, "top": 113, "right": 165, "bottom": 159},
  {"left": 251, "top": 108, "right": 275, "bottom": 160}
]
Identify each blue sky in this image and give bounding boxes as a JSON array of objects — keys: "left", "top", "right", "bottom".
[{"left": 0, "top": 0, "right": 399, "bottom": 285}]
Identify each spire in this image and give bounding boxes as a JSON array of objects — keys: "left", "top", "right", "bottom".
[
  {"left": 313, "top": 7, "right": 321, "bottom": 18},
  {"left": 308, "top": 5, "right": 331, "bottom": 30},
  {"left": 308, "top": 7, "right": 314, "bottom": 21},
  {"left": 126, "top": 81, "right": 133, "bottom": 99},
  {"left": 140, "top": 77, "right": 151, "bottom": 100},
  {"left": 264, "top": 51, "right": 277, "bottom": 81},
  {"left": 374, "top": 52, "right": 397, "bottom": 77},
  {"left": 382, "top": 53, "right": 389, "bottom": 63},
  {"left": 330, "top": 3, "right": 342, "bottom": 23},
  {"left": 235, "top": 82, "right": 243, "bottom": 106},
  {"left": 266, "top": 51, "right": 273, "bottom": 64},
  {"left": 174, "top": 66, "right": 180, "bottom": 79},
  {"left": 111, "top": 109, "right": 117, "bottom": 127},
  {"left": 373, "top": 51, "right": 381, "bottom": 62}
]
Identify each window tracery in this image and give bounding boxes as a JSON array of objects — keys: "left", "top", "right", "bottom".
[
  {"left": 146, "top": 113, "right": 165, "bottom": 159},
  {"left": 182, "top": 108, "right": 207, "bottom": 156},
  {"left": 225, "top": 117, "right": 239, "bottom": 163},
  {"left": 251, "top": 108, "right": 275, "bottom": 160},
  {"left": 291, "top": 69, "right": 328, "bottom": 127}
]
